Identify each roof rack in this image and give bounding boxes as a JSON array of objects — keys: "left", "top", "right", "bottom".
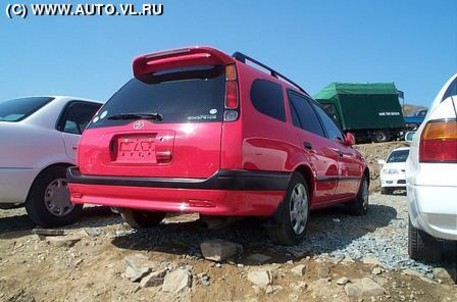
[{"left": 232, "top": 52, "right": 308, "bottom": 95}]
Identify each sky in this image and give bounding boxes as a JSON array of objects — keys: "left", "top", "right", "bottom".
[{"left": 0, "top": 0, "right": 456, "bottom": 107}]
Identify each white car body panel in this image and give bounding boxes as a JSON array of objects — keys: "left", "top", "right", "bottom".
[
  {"left": 406, "top": 73, "right": 457, "bottom": 241},
  {"left": 0, "top": 96, "right": 102, "bottom": 204}
]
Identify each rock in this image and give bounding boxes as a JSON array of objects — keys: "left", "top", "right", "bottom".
[
  {"left": 372, "top": 267, "right": 383, "bottom": 275},
  {"left": 200, "top": 240, "right": 242, "bottom": 262},
  {"left": 124, "top": 254, "right": 154, "bottom": 282},
  {"left": 140, "top": 268, "right": 167, "bottom": 288},
  {"left": 402, "top": 269, "right": 424, "bottom": 278},
  {"left": 362, "top": 257, "right": 385, "bottom": 268},
  {"left": 46, "top": 235, "right": 81, "bottom": 248},
  {"left": 336, "top": 277, "right": 350, "bottom": 285},
  {"left": 115, "top": 230, "right": 136, "bottom": 237},
  {"left": 419, "top": 276, "right": 438, "bottom": 284},
  {"left": 32, "top": 228, "right": 66, "bottom": 236},
  {"left": 291, "top": 264, "right": 306, "bottom": 276},
  {"left": 345, "top": 283, "right": 362, "bottom": 297},
  {"left": 125, "top": 266, "right": 151, "bottom": 282},
  {"left": 360, "top": 278, "right": 385, "bottom": 297},
  {"left": 162, "top": 268, "right": 192, "bottom": 293},
  {"left": 433, "top": 268, "right": 452, "bottom": 282},
  {"left": 265, "top": 285, "right": 282, "bottom": 294},
  {"left": 246, "top": 253, "right": 272, "bottom": 264},
  {"left": 290, "top": 281, "right": 307, "bottom": 291},
  {"left": 83, "top": 228, "right": 105, "bottom": 237},
  {"left": 316, "top": 264, "right": 330, "bottom": 279},
  {"left": 198, "top": 273, "right": 210, "bottom": 287},
  {"left": 247, "top": 270, "right": 273, "bottom": 287}
]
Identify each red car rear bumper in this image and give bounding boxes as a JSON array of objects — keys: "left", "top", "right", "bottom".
[{"left": 67, "top": 167, "right": 288, "bottom": 216}]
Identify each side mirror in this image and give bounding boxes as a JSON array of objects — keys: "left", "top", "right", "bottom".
[
  {"left": 344, "top": 132, "right": 356, "bottom": 146},
  {"left": 405, "top": 131, "right": 415, "bottom": 143},
  {"left": 377, "top": 159, "right": 386, "bottom": 166}
]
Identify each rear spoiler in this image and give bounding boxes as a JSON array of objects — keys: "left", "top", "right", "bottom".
[
  {"left": 133, "top": 46, "right": 235, "bottom": 77},
  {"left": 133, "top": 46, "right": 309, "bottom": 95}
]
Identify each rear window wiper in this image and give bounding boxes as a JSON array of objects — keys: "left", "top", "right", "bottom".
[{"left": 107, "top": 112, "right": 163, "bottom": 121}]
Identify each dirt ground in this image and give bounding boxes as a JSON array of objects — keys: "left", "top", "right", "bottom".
[{"left": 0, "top": 141, "right": 455, "bottom": 302}]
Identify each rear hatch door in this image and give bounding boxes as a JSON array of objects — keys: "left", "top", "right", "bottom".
[{"left": 79, "top": 62, "right": 227, "bottom": 179}]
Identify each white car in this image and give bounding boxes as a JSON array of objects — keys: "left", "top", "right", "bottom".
[
  {"left": 0, "top": 96, "right": 102, "bottom": 227},
  {"left": 406, "top": 73, "right": 457, "bottom": 261},
  {"left": 378, "top": 147, "right": 410, "bottom": 194}
]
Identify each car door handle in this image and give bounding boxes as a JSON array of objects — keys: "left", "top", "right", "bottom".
[
  {"left": 329, "top": 147, "right": 344, "bottom": 157},
  {"left": 72, "top": 146, "right": 78, "bottom": 150},
  {"left": 303, "top": 142, "right": 313, "bottom": 150}
]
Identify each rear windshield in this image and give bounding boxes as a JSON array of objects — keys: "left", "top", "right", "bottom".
[
  {"left": 387, "top": 149, "right": 410, "bottom": 163},
  {"left": 0, "top": 97, "right": 54, "bottom": 122},
  {"left": 89, "top": 65, "right": 225, "bottom": 128}
]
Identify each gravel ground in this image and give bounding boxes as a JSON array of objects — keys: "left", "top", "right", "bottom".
[{"left": 1, "top": 191, "right": 456, "bottom": 301}]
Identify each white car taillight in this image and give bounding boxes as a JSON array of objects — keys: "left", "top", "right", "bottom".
[{"left": 419, "top": 119, "right": 457, "bottom": 163}]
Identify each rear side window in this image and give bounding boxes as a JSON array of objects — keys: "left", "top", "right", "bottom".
[
  {"left": 0, "top": 97, "right": 53, "bottom": 122},
  {"left": 442, "top": 76, "right": 457, "bottom": 101},
  {"left": 57, "top": 102, "right": 102, "bottom": 134},
  {"left": 89, "top": 65, "right": 225, "bottom": 128},
  {"left": 288, "top": 92, "right": 324, "bottom": 137},
  {"left": 311, "top": 102, "right": 345, "bottom": 142},
  {"left": 250, "top": 79, "right": 285, "bottom": 122}
]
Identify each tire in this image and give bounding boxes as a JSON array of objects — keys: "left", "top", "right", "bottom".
[
  {"left": 374, "top": 130, "right": 390, "bottom": 143},
  {"left": 267, "top": 172, "right": 310, "bottom": 245},
  {"left": 347, "top": 175, "right": 369, "bottom": 216},
  {"left": 25, "top": 166, "right": 82, "bottom": 227},
  {"left": 121, "top": 209, "right": 166, "bottom": 228},
  {"left": 381, "top": 187, "right": 390, "bottom": 195},
  {"left": 408, "top": 217, "right": 441, "bottom": 262}
]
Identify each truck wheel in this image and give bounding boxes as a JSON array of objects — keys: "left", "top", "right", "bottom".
[
  {"left": 408, "top": 217, "right": 441, "bottom": 262},
  {"left": 347, "top": 175, "right": 369, "bottom": 215},
  {"left": 25, "top": 166, "right": 83, "bottom": 227},
  {"left": 381, "top": 187, "right": 391, "bottom": 195},
  {"left": 121, "top": 209, "right": 166, "bottom": 228},
  {"left": 267, "top": 173, "right": 309, "bottom": 245},
  {"left": 374, "top": 130, "right": 390, "bottom": 143}
]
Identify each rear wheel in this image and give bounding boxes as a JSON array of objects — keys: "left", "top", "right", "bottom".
[
  {"left": 25, "top": 166, "right": 83, "bottom": 227},
  {"left": 121, "top": 209, "right": 166, "bottom": 228},
  {"left": 267, "top": 173, "right": 309, "bottom": 245},
  {"left": 373, "top": 130, "right": 390, "bottom": 143},
  {"left": 347, "top": 175, "right": 369, "bottom": 215},
  {"left": 408, "top": 217, "right": 441, "bottom": 262}
]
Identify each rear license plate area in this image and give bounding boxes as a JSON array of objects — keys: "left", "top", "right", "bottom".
[{"left": 115, "top": 134, "right": 156, "bottom": 163}]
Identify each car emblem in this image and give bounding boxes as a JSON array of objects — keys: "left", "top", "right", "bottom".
[{"left": 133, "top": 121, "right": 145, "bottom": 130}]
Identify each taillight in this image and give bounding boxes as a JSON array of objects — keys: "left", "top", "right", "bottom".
[
  {"left": 419, "top": 120, "right": 457, "bottom": 163},
  {"left": 224, "top": 64, "right": 239, "bottom": 121},
  {"left": 225, "top": 81, "right": 238, "bottom": 109}
]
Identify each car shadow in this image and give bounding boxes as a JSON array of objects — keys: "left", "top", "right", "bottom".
[
  {"left": 418, "top": 241, "right": 457, "bottom": 283},
  {"left": 111, "top": 204, "right": 398, "bottom": 265},
  {"left": 0, "top": 206, "right": 119, "bottom": 239}
]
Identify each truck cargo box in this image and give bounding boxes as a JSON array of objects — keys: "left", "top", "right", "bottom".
[{"left": 314, "top": 82, "right": 404, "bottom": 142}]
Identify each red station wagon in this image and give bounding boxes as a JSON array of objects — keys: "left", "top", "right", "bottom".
[{"left": 67, "top": 47, "right": 369, "bottom": 245}]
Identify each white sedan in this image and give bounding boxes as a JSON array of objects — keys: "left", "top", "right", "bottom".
[
  {"left": 406, "top": 73, "right": 457, "bottom": 261},
  {"left": 0, "top": 96, "right": 102, "bottom": 227},
  {"left": 378, "top": 147, "right": 410, "bottom": 194}
]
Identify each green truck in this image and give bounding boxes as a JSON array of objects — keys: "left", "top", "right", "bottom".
[{"left": 314, "top": 82, "right": 404, "bottom": 143}]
